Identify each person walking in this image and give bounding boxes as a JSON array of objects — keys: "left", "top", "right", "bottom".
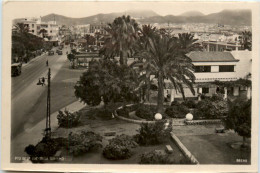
[
  {"left": 41, "top": 77, "right": 45, "bottom": 86},
  {"left": 46, "top": 59, "right": 48, "bottom": 66}
]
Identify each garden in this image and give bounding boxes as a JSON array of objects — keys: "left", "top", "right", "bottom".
[{"left": 24, "top": 107, "right": 190, "bottom": 164}]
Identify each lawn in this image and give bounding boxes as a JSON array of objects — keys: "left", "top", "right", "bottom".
[{"left": 174, "top": 125, "right": 251, "bottom": 164}]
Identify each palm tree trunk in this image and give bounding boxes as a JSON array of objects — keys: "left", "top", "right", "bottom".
[
  {"left": 157, "top": 71, "right": 164, "bottom": 113},
  {"left": 146, "top": 77, "right": 150, "bottom": 102},
  {"left": 119, "top": 51, "right": 127, "bottom": 65}
]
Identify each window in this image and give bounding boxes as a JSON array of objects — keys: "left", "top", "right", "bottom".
[
  {"left": 219, "top": 65, "right": 234, "bottom": 72},
  {"left": 194, "top": 66, "right": 211, "bottom": 73},
  {"left": 202, "top": 87, "right": 209, "bottom": 94},
  {"left": 32, "top": 30, "right": 34, "bottom": 33},
  {"left": 32, "top": 24, "right": 34, "bottom": 28}
]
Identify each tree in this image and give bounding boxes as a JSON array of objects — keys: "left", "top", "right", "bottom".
[
  {"left": 240, "top": 31, "right": 252, "bottom": 51},
  {"left": 84, "top": 34, "right": 96, "bottom": 46},
  {"left": 136, "top": 26, "right": 198, "bottom": 113},
  {"left": 39, "top": 28, "right": 48, "bottom": 38},
  {"left": 225, "top": 98, "right": 251, "bottom": 147},
  {"left": 74, "top": 59, "right": 140, "bottom": 107},
  {"left": 14, "top": 23, "right": 29, "bottom": 35},
  {"left": 12, "top": 23, "right": 44, "bottom": 63},
  {"left": 101, "top": 15, "right": 139, "bottom": 65}
]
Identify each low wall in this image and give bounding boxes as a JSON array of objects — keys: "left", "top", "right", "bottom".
[
  {"left": 170, "top": 132, "right": 200, "bottom": 164},
  {"left": 185, "top": 119, "right": 222, "bottom": 125},
  {"left": 114, "top": 104, "right": 156, "bottom": 124}
]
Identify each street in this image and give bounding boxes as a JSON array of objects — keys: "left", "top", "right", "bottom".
[{"left": 11, "top": 46, "right": 82, "bottom": 139}]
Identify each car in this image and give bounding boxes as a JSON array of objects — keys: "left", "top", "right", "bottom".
[
  {"left": 48, "top": 50, "right": 55, "bottom": 56},
  {"left": 11, "top": 63, "right": 22, "bottom": 77},
  {"left": 57, "top": 50, "right": 63, "bottom": 55}
]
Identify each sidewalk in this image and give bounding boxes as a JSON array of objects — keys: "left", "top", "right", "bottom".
[
  {"left": 21, "top": 52, "right": 47, "bottom": 68},
  {"left": 11, "top": 100, "right": 86, "bottom": 162}
]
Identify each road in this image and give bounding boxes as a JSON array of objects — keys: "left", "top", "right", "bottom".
[{"left": 11, "top": 47, "right": 72, "bottom": 138}]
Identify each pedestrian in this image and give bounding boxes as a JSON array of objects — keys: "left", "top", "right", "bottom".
[
  {"left": 46, "top": 60, "right": 48, "bottom": 66},
  {"left": 41, "top": 77, "right": 45, "bottom": 86}
]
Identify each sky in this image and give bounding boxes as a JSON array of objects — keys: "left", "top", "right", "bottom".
[{"left": 3, "top": 1, "right": 254, "bottom": 19}]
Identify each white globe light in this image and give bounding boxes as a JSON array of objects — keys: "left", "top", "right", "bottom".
[
  {"left": 155, "top": 113, "right": 162, "bottom": 120},
  {"left": 186, "top": 113, "right": 193, "bottom": 121}
]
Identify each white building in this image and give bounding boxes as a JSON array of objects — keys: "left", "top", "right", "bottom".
[
  {"left": 18, "top": 18, "right": 59, "bottom": 39},
  {"left": 163, "top": 50, "right": 251, "bottom": 101}
]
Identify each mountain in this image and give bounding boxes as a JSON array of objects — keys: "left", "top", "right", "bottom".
[
  {"left": 41, "top": 10, "right": 159, "bottom": 25},
  {"left": 180, "top": 11, "right": 204, "bottom": 17},
  {"left": 39, "top": 9, "right": 251, "bottom": 26},
  {"left": 140, "top": 9, "right": 251, "bottom": 26},
  {"left": 123, "top": 9, "right": 159, "bottom": 18}
]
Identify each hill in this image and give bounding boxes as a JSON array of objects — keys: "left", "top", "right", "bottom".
[
  {"left": 180, "top": 11, "right": 205, "bottom": 17},
  {"left": 36, "top": 9, "right": 251, "bottom": 26},
  {"left": 140, "top": 9, "right": 251, "bottom": 26}
]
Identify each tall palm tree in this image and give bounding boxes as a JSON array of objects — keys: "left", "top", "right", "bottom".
[
  {"left": 137, "top": 26, "right": 197, "bottom": 113},
  {"left": 240, "top": 31, "right": 252, "bottom": 51},
  {"left": 101, "top": 15, "right": 139, "bottom": 65}
]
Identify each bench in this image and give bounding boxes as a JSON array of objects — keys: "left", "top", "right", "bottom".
[
  {"left": 165, "top": 145, "right": 174, "bottom": 154},
  {"left": 215, "top": 127, "right": 225, "bottom": 133},
  {"left": 104, "top": 131, "right": 116, "bottom": 136}
]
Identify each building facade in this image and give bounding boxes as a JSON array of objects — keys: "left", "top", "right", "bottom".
[{"left": 163, "top": 50, "right": 251, "bottom": 101}]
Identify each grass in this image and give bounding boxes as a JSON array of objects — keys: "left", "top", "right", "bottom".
[{"left": 177, "top": 130, "right": 251, "bottom": 164}]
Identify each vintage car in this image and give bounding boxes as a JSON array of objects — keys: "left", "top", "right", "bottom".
[
  {"left": 11, "top": 63, "right": 22, "bottom": 77},
  {"left": 57, "top": 50, "right": 63, "bottom": 55},
  {"left": 48, "top": 50, "right": 55, "bottom": 56}
]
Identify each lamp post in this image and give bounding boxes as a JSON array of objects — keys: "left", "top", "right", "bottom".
[{"left": 37, "top": 68, "right": 51, "bottom": 138}]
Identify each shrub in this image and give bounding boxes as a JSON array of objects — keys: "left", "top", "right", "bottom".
[
  {"left": 140, "top": 150, "right": 173, "bottom": 164},
  {"left": 116, "top": 106, "right": 130, "bottom": 118},
  {"left": 194, "top": 98, "right": 228, "bottom": 119},
  {"left": 134, "top": 120, "right": 172, "bottom": 145},
  {"left": 165, "top": 104, "right": 189, "bottom": 118},
  {"left": 103, "top": 144, "right": 133, "bottom": 160},
  {"left": 57, "top": 110, "right": 81, "bottom": 128},
  {"left": 171, "top": 101, "right": 180, "bottom": 106},
  {"left": 111, "top": 134, "right": 138, "bottom": 147},
  {"left": 135, "top": 104, "right": 155, "bottom": 120},
  {"left": 103, "top": 134, "right": 137, "bottom": 160},
  {"left": 210, "top": 93, "right": 224, "bottom": 102},
  {"left": 66, "top": 131, "right": 102, "bottom": 156},
  {"left": 181, "top": 100, "right": 197, "bottom": 109},
  {"left": 25, "top": 137, "right": 65, "bottom": 159}
]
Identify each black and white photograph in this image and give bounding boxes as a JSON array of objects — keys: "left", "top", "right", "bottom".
[{"left": 1, "top": 1, "right": 259, "bottom": 172}]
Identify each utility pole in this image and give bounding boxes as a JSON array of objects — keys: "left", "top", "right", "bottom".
[{"left": 45, "top": 68, "right": 51, "bottom": 138}]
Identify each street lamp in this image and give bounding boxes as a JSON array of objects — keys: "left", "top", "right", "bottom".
[{"left": 36, "top": 68, "right": 51, "bottom": 138}]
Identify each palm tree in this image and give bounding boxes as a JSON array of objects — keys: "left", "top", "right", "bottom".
[
  {"left": 101, "top": 15, "right": 139, "bottom": 65},
  {"left": 240, "top": 31, "right": 252, "bottom": 51},
  {"left": 136, "top": 26, "right": 197, "bottom": 113},
  {"left": 14, "top": 23, "right": 29, "bottom": 35},
  {"left": 39, "top": 28, "right": 48, "bottom": 38}
]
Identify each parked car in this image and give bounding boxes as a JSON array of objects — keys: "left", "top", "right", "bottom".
[
  {"left": 57, "top": 50, "right": 63, "bottom": 55},
  {"left": 11, "top": 63, "right": 22, "bottom": 77},
  {"left": 48, "top": 50, "right": 55, "bottom": 56}
]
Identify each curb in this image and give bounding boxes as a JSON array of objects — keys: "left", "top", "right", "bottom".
[
  {"left": 22, "top": 53, "right": 47, "bottom": 68},
  {"left": 114, "top": 104, "right": 157, "bottom": 124},
  {"left": 170, "top": 132, "right": 200, "bottom": 164}
]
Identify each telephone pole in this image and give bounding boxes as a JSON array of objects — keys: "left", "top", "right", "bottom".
[{"left": 45, "top": 68, "right": 51, "bottom": 138}]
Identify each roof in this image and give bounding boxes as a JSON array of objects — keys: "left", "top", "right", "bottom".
[
  {"left": 203, "top": 41, "right": 241, "bottom": 47},
  {"left": 187, "top": 51, "right": 239, "bottom": 62}
]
